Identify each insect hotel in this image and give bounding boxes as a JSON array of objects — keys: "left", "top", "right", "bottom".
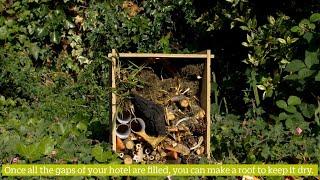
[{"left": 108, "top": 49, "right": 213, "bottom": 164}]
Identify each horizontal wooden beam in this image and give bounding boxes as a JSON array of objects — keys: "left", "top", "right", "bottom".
[{"left": 107, "top": 53, "right": 214, "bottom": 59}]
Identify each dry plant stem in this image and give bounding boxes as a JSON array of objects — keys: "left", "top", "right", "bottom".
[
  {"left": 170, "top": 95, "right": 187, "bottom": 102},
  {"left": 196, "top": 146, "right": 205, "bottom": 155},
  {"left": 181, "top": 88, "right": 190, "bottom": 95},
  {"left": 165, "top": 138, "right": 178, "bottom": 147},
  {"left": 167, "top": 127, "right": 179, "bottom": 132},
  {"left": 170, "top": 95, "right": 189, "bottom": 107},
  {"left": 167, "top": 125, "right": 190, "bottom": 132},
  {"left": 177, "top": 133, "right": 182, "bottom": 142},
  {"left": 174, "top": 144, "right": 190, "bottom": 155},
  {"left": 166, "top": 110, "right": 175, "bottom": 121},
  {"left": 159, "top": 150, "right": 167, "bottom": 157},
  {"left": 175, "top": 117, "right": 192, "bottom": 126},
  {"left": 190, "top": 136, "right": 204, "bottom": 150},
  {"left": 192, "top": 106, "right": 206, "bottom": 119},
  {"left": 134, "top": 131, "right": 166, "bottom": 148},
  {"left": 128, "top": 133, "right": 138, "bottom": 141},
  {"left": 165, "top": 108, "right": 175, "bottom": 125},
  {"left": 177, "top": 109, "right": 185, "bottom": 115},
  {"left": 165, "top": 143, "right": 190, "bottom": 155}
]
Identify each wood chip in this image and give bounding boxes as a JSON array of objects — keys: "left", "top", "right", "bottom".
[
  {"left": 116, "top": 137, "right": 125, "bottom": 151},
  {"left": 167, "top": 151, "right": 178, "bottom": 160},
  {"left": 125, "top": 140, "right": 135, "bottom": 150},
  {"left": 123, "top": 155, "right": 133, "bottom": 164}
]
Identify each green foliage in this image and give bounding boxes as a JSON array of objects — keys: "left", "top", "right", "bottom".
[
  {"left": 1, "top": 0, "right": 320, "bottom": 174},
  {"left": 211, "top": 5, "right": 320, "bottom": 165},
  {"left": 91, "top": 145, "right": 120, "bottom": 163},
  {"left": 0, "top": 0, "right": 119, "bottom": 165},
  {"left": 84, "top": 0, "right": 196, "bottom": 53},
  {"left": 0, "top": 57, "right": 119, "bottom": 164}
]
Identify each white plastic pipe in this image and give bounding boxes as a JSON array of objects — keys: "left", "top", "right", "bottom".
[
  {"left": 116, "top": 124, "right": 130, "bottom": 139},
  {"left": 116, "top": 109, "right": 132, "bottom": 124},
  {"left": 130, "top": 118, "right": 146, "bottom": 133}
]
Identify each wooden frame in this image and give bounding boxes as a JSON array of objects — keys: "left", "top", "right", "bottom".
[{"left": 108, "top": 49, "right": 213, "bottom": 159}]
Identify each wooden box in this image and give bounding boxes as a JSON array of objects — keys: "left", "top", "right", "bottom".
[{"left": 108, "top": 49, "right": 213, "bottom": 159}]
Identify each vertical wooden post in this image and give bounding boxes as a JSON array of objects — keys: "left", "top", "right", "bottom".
[
  {"left": 111, "top": 49, "right": 117, "bottom": 152},
  {"left": 206, "top": 50, "right": 211, "bottom": 159}
]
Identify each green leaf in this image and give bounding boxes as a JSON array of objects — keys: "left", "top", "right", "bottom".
[
  {"left": 261, "top": 146, "right": 270, "bottom": 159},
  {"left": 27, "top": 144, "right": 42, "bottom": 161},
  {"left": 50, "top": 31, "right": 61, "bottom": 44},
  {"left": 315, "top": 71, "right": 320, "bottom": 81},
  {"left": 246, "top": 34, "right": 252, "bottom": 43},
  {"left": 265, "top": 89, "right": 273, "bottom": 98},
  {"left": 91, "top": 146, "right": 108, "bottom": 162},
  {"left": 287, "top": 96, "right": 301, "bottom": 106},
  {"left": 298, "top": 68, "right": 314, "bottom": 79},
  {"left": 285, "top": 60, "right": 305, "bottom": 72},
  {"left": 38, "top": 137, "right": 55, "bottom": 155},
  {"left": 268, "top": 16, "right": 275, "bottom": 25},
  {"left": 211, "top": 104, "right": 219, "bottom": 114},
  {"left": 310, "top": 13, "right": 320, "bottom": 22},
  {"left": 285, "top": 105, "right": 297, "bottom": 113},
  {"left": 17, "top": 143, "right": 42, "bottom": 162},
  {"left": 0, "top": 26, "right": 8, "bottom": 40},
  {"left": 299, "top": 103, "right": 315, "bottom": 118},
  {"left": 290, "top": 26, "right": 300, "bottom": 33},
  {"left": 240, "top": 26, "right": 250, "bottom": 31},
  {"left": 299, "top": 19, "right": 310, "bottom": 27},
  {"left": 292, "top": 112, "right": 304, "bottom": 122},
  {"left": 284, "top": 74, "right": 299, "bottom": 80},
  {"left": 16, "top": 143, "right": 28, "bottom": 156},
  {"left": 276, "top": 100, "right": 287, "bottom": 109},
  {"left": 285, "top": 118, "right": 295, "bottom": 129},
  {"left": 211, "top": 82, "right": 218, "bottom": 92},
  {"left": 76, "top": 122, "right": 87, "bottom": 131},
  {"left": 64, "top": 20, "right": 75, "bottom": 29},
  {"left": 303, "top": 32, "right": 313, "bottom": 43},
  {"left": 309, "top": 23, "right": 316, "bottom": 30},
  {"left": 285, "top": 113, "right": 306, "bottom": 129},
  {"left": 304, "top": 50, "right": 319, "bottom": 68},
  {"left": 257, "top": 85, "right": 266, "bottom": 90},
  {"left": 277, "top": 38, "right": 286, "bottom": 44},
  {"left": 242, "top": 42, "right": 249, "bottom": 47},
  {"left": 29, "top": 43, "right": 40, "bottom": 60},
  {"left": 36, "top": 27, "right": 48, "bottom": 38},
  {"left": 278, "top": 112, "right": 288, "bottom": 121}
]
